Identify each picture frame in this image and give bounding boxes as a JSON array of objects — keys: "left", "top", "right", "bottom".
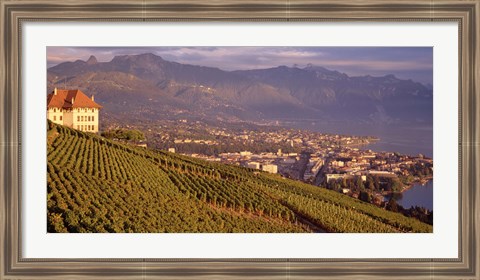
[{"left": 1, "top": 0, "right": 478, "bottom": 279}]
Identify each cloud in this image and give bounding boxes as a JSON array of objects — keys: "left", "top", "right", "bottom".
[{"left": 321, "top": 59, "right": 432, "bottom": 71}]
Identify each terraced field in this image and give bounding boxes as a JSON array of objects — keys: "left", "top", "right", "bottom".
[{"left": 47, "top": 121, "right": 432, "bottom": 233}]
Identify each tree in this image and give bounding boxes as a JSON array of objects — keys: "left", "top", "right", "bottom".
[
  {"left": 391, "top": 179, "right": 403, "bottom": 192},
  {"left": 386, "top": 198, "right": 399, "bottom": 212},
  {"left": 102, "top": 129, "right": 145, "bottom": 142},
  {"left": 125, "top": 129, "right": 145, "bottom": 141},
  {"left": 373, "top": 176, "right": 380, "bottom": 190},
  {"left": 359, "top": 191, "right": 371, "bottom": 203},
  {"left": 356, "top": 177, "right": 365, "bottom": 191},
  {"left": 366, "top": 176, "right": 375, "bottom": 190}
]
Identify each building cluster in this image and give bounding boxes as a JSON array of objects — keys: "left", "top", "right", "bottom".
[
  {"left": 101, "top": 111, "right": 431, "bottom": 186},
  {"left": 323, "top": 149, "right": 432, "bottom": 179},
  {"left": 181, "top": 125, "right": 432, "bottom": 185},
  {"left": 174, "top": 138, "right": 218, "bottom": 145},
  {"left": 46, "top": 88, "right": 432, "bottom": 199},
  {"left": 185, "top": 150, "right": 288, "bottom": 174}
]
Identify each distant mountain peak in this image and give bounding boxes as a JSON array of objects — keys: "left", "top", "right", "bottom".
[
  {"left": 111, "top": 55, "right": 128, "bottom": 62},
  {"left": 303, "top": 64, "right": 328, "bottom": 71},
  {"left": 86, "top": 55, "right": 98, "bottom": 65},
  {"left": 111, "top": 53, "right": 162, "bottom": 62},
  {"left": 138, "top": 52, "right": 160, "bottom": 58}
]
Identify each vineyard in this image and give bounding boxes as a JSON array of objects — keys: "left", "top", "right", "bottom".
[{"left": 47, "top": 121, "right": 432, "bottom": 233}]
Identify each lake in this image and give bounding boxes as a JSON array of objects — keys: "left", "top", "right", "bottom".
[
  {"left": 284, "top": 120, "right": 434, "bottom": 211},
  {"left": 284, "top": 120, "right": 433, "bottom": 158},
  {"left": 360, "top": 128, "right": 432, "bottom": 158},
  {"left": 386, "top": 180, "right": 433, "bottom": 211}
]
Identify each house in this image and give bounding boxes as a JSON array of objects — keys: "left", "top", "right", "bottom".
[
  {"left": 246, "top": 161, "right": 260, "bottom": 169},
  {"left": 47, "top": 88, "right": 102, "bottom": 133},
  {"left": 261, "top": 164, "right": 278, "bottom": 174}
]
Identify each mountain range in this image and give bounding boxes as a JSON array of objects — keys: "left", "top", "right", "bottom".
[{"left": 47, "top": 53, "right": 432, "bottom": 126}]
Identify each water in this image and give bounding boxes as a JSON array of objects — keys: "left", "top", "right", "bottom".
[
  {"left": 283, "top": 120, "right": 433, "bottom": 158},
  {"left": 282, "top": 120, "right": 434, "bottom": 210},
  {"left": 359, "top": 126, "right": 432, "bottom": 158},
  {"left": 387, "top": 180, "right": 433, "bottom": 211}
]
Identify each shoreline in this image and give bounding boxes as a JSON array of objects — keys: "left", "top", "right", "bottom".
[
  {"left": 341, "top": 138, "right": 380, "bottom": 148},
  {"left": 381, "top": 176, "right": 433, "bottom": 197}
]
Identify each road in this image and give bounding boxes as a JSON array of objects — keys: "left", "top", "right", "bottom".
[{"left": 314, "top": 156, "right": 331, "bottom": 186}]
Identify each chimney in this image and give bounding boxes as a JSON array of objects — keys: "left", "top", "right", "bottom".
[
  {"left": 91, "top": 95, "right": 94, "bottom": 102},
  {"left": 54, "top": 87, "right": 57, "bottom": 95}
]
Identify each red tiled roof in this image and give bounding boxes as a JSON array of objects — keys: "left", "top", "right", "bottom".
[{"left": 47, "top": 89, "right": 102, "bottom": 109}]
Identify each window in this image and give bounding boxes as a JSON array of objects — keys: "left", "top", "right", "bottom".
[
  {"left": 77, "top": 116, "right": 80, "bottom": 122},
  {"left": 60, "top": 116, "right": 62, "bottom": 121},
  {"left": 92, "top": 116, "right": 94, "bottom": 122},
  {"left": 88, "top": 116, "right": 91, "bottom": 122},
  {"left": 53, "top": 116, "right": 56, "bottom": 121},
  {"left": 81, "top": 116, "right": 84, "bottom": 121},
  {"left": 92, "top": 125, "right": 95, "bottom": 131},
  {"left": 53, "top": 108, "right": 56, "bottom": 112},
  {"left": 81, "top": 125, "right": 83, "bottom": 130}
]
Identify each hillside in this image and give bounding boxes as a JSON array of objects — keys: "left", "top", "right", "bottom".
[
  {"left": 47, "top": 53, "right": 432, "bottom": 125},
  {"left": 47, "top": 122, "right": 432, "bottom": 233}
]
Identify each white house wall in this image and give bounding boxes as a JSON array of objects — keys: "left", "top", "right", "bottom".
[
  {"left": 47, "top": 108, "right": 100, "bottom": 133},
  {"left": 47, "top": 108, "right": 64, "bottom": 125}
]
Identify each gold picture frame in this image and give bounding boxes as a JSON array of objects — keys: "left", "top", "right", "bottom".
[{"left": 1, "top": 0, "right": 479, "bottom": 279}]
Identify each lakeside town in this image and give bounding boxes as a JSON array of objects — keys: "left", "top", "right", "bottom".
[
  {"left": 180, "top": 125, "right": 432, "bottom": 199},
  {"left": 47, "top": 86, "right": 434, "bottom": 228},
  {"left": 101, "top": 117, "right": 433, "bottom": 210},
  {"left": 46, "top": 47, "right": 435, "bottom": 233}
]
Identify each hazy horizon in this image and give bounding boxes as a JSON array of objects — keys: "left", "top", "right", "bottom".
[{"left": 47, "top": 47, "right": 433, "bottom": 85}]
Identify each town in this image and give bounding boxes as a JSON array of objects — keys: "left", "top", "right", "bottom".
[
  {"left": 46, "top": 86, "right": 433, "bottom": 212},
  {"left": 106, "top": 118, "right": 433, "bottom": 206}
]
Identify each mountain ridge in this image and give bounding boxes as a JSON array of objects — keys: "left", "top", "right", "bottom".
[{"left": 47, "top": 53, "right": 432, "bottom": 125}]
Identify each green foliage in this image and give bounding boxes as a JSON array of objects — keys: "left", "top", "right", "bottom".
[
  {"left": 101, "top": 129, "right": 145, "bottom": 142},
  {"left": 386, "top": 198, "right": 400, "bottom": 212},
  {"left": 47, "top": 122, "right": 432, "bottom": 233},
  {"left": 359, "top": 191, "right": 372, "bottom": 203}
]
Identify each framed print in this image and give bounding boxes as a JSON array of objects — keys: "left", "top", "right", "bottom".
[{"left": 1, "top": 0, "right": 479, "bottom": 279}]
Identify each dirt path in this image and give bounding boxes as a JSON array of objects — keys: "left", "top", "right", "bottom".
[{"left": 293, "top": 211, "right": 327, "bottom": 233}]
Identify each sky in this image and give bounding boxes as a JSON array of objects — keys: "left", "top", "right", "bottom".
[{"left": 47, "top": 47, "right": 433, "bottom": 85}]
